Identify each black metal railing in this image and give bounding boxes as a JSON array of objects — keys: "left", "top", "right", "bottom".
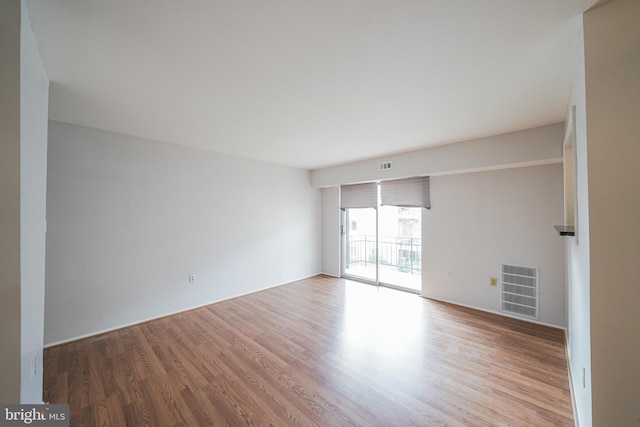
[{"left": 345, "top": 235, "right": 421, "bottom": 274}]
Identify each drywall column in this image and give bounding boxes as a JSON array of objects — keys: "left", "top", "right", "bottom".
[
  {"left": 0, "top": 0, "right": 49, "bottom": 403},
  {"left": 20, "top": 0, "right": 50, "bottom": 403},
  {"left": 0, "top": 0, "right": 23, "bottom": 404},
  {"left": 584, "top": 0, "right": 640, "bottom": 424},
  {"left": 565, "top": 17, "right": 592, "bottom": 427}
]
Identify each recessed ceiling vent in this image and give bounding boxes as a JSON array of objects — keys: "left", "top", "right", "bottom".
[
  {"left": 379, "top": 161, "right": 392, "bottom": 170},
  {"left": 500, "top": 264, "right": 539, "bottom": 320}
]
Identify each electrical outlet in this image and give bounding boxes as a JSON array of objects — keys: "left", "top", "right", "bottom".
[
  {"left": 490, "top": 277, "right": 498, "bottom": 287},
  {"left": 446, "top": 270, "right": 452, "bottom": 279},
  {"left": 188, "top": 274, "right": 196, "bottom": 283}
]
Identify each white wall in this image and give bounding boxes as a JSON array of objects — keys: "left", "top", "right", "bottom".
[
  {"left": 45, "top": 121, "right": 321, "bottom": 345},
  {"left": 565, "top": 17, "right": 592, "bottom": 427},
  {"left": 311, "top": 123, "right": 563, "bottom": 187},
  {"left": 0, "top": 0, "right": 22, "bottom": 404},
  {"left": 422, "top": 165, "right": 566, "bottom": 327},
  {"left": 583, "top": 0, "right": 640, "bottom": 424},
  {"left": 20, "top": 0, "right": 49, "bottom": 403},
  {"left": 321, "top": 187, "right": 340, "bottom": 276}
]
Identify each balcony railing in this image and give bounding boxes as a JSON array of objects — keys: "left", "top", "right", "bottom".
[{"left": 345, "top": 235, "right": 421, "bottom": 274}]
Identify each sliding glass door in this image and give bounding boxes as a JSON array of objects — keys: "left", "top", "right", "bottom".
[
  {"left": 342, "top": 205, "right": 422, "bottom": 293},
  {"left": 341, "top": 178, "right": 428, "bottom": 293}
]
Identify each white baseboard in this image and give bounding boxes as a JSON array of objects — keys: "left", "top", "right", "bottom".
[
  {"left": 44, "top": 272, "right": 323, "bottom": 348},
  {"left": 421, "top": 295, "right": 567, "bottom": 331},
  {"left": 319, "top": 272, "right": 340, "bottom": 278}
]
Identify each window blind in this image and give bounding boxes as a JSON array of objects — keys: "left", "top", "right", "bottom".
[
  {"left": 340, "top": 182, "right": 378, "bottom": 209},
  {"left": 380, "top": 176, "right": 430, "bottom": 209}
]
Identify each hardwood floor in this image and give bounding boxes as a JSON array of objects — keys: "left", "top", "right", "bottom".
[{"left": 43, "top": 275, "right": 574, "bottom": 426}]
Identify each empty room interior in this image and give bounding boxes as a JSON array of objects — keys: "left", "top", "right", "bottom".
[{"left": 2, "top": 0, "right": 639, "bottom": 426}]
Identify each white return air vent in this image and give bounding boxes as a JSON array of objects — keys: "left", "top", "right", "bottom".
[{"left": 500, "top": 264, "right": 539, "bottom": 320}]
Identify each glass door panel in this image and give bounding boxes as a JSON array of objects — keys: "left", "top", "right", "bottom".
[
  {"left": 342, "top": 208, "right": 377, "bottom": 283},
  {"left": 378, "top": 206, "right": 422, "bottom": 292}
]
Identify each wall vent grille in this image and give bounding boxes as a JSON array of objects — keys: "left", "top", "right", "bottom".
[
  {"left": 379, "top": 162, "right": 392, "bottom": 170},
  {"left": 500, "top": 264, "right": 539, "bottom": 320}
]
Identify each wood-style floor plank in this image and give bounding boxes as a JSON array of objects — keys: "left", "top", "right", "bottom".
[{"left": 44, "top": 275, "right": 574, "bottom": 426}]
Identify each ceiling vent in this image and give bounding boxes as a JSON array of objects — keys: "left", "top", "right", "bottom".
[
  {"left": 500, "top": 264, "right": 539, "bottom": 320},
  {"left": 379, "top": 162, "right": 392, "bottom": 170}
]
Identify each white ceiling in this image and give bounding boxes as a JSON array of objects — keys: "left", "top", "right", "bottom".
[{"left": 25, "top": 0, "right": 596, "bottom": 169}]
